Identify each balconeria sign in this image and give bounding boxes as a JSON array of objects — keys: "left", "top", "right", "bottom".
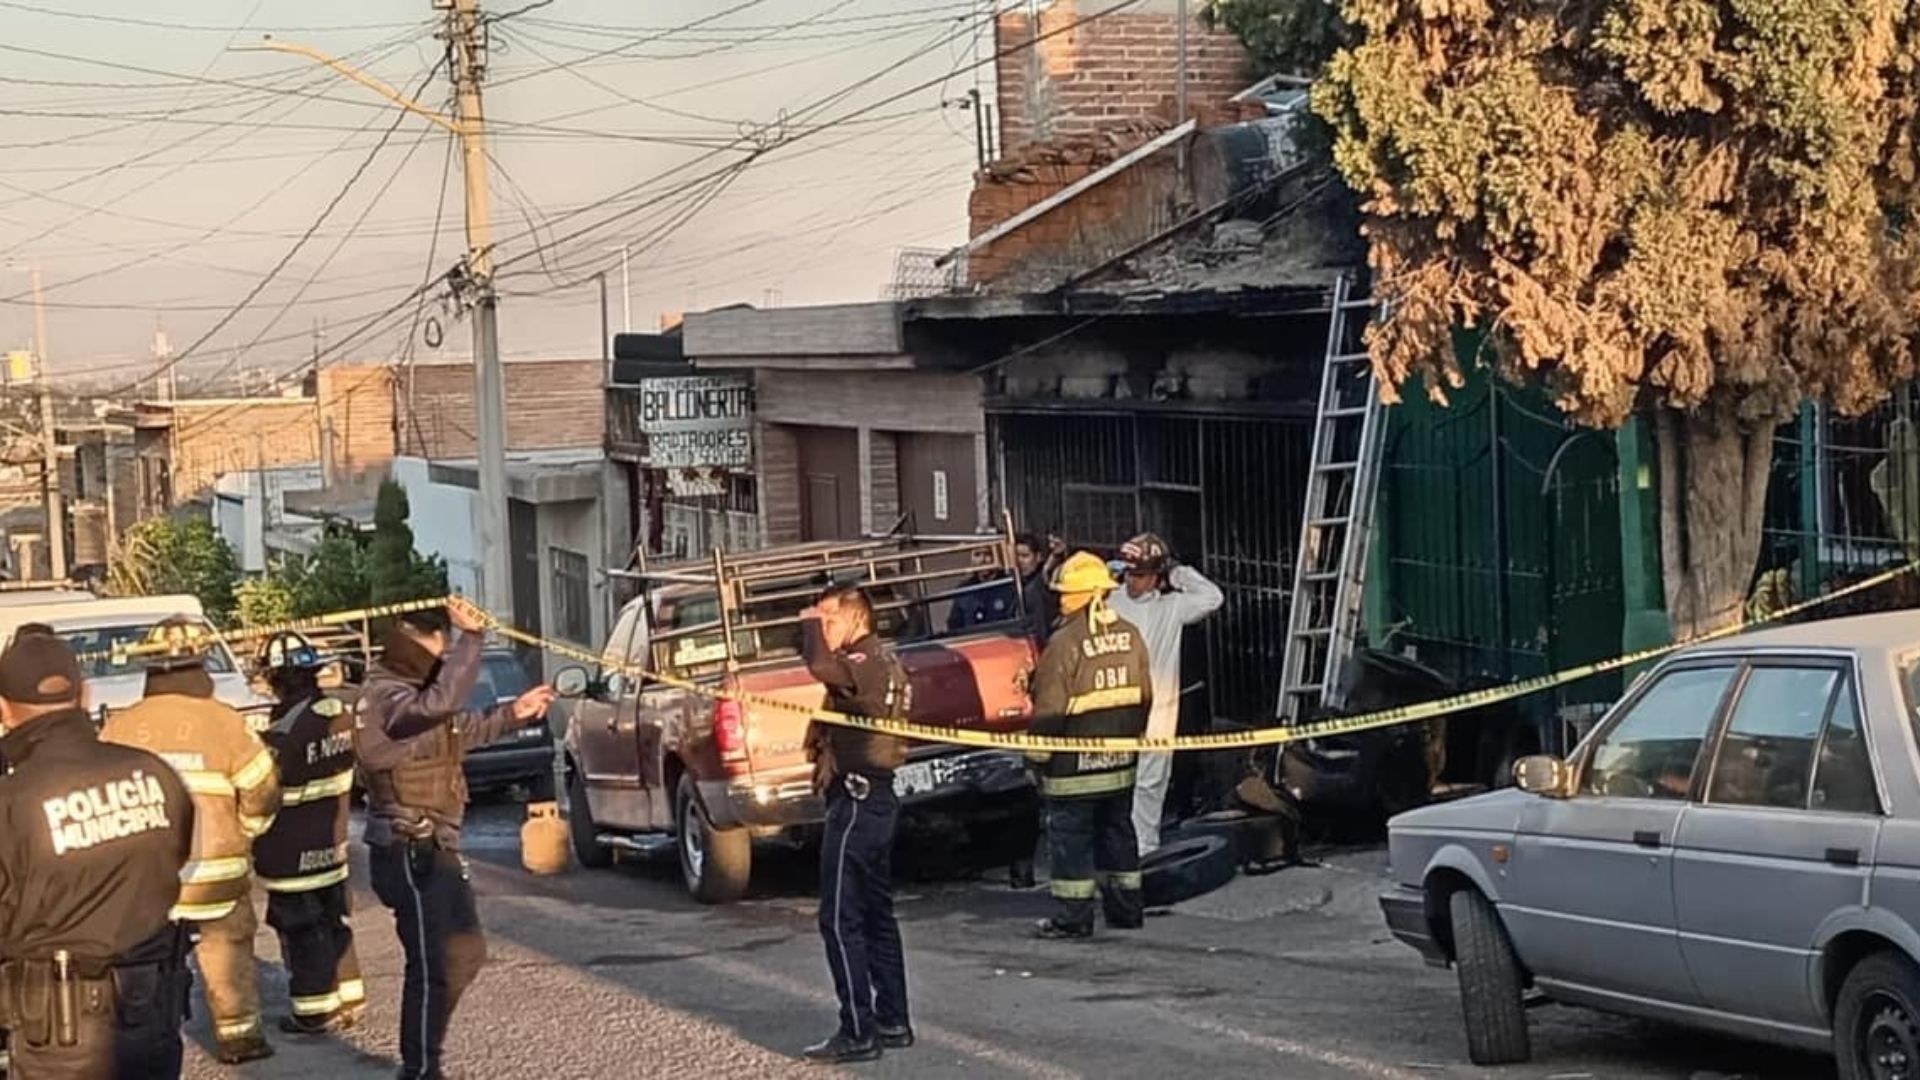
[{"left": 636, "top": 374, "right": 754, "bottom": 469}]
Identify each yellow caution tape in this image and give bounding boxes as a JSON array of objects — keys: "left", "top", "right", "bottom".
[
  {"left": 76, "top": 597, "right": 447, "bottom": 666},
  {"left": 478, "top": 559, "right": 1920, "bottom": 754},
  {"left": 63, "top": 559, "right": 1918, "bottom": 754}
]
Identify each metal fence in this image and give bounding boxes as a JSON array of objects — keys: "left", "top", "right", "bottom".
[
  {"left": 989, "top": 407, "right": 1313, "bottom": 727},
  {"left": 1763, "top": 390, "right": 1917, "bottom": 603}
]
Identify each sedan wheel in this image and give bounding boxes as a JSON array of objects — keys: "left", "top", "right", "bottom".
[{"left": 1838, "top": 953, "right": 1920, "bottom": 1080}]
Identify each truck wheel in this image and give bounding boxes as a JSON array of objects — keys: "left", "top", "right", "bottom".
[
  {"left": 566, "top": 765, "right": 612, "bottom": 870},
  {"left": 1834, "top": 951, "right": 1920, "bottom": 1080},
  {"left": 1140, "top": 836, "right": 1238, "bottom": 908},
  {"left": 675, "top": 774, "right": 751, "bottom": 904},
  {"left": 1449, "top": 888, "right": 1531, "bottom": 1065}
]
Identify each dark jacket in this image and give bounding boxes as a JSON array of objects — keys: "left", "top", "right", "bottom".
[
  {"left": 1021, "top": 569, "right": 1057, "bottom": 646},
  {"left": 353, "top": 629, "right": 523, "bottom": 850},
  {"left": 0, "top": 709, "right": 194, "bottom": 964},
  {"left": 254, "top": 689, "right": 354, "bottom": 891},
  {"left": 1026, "top": 605, "right": 1152, "bottom": 798},
  {"left": 800, "top": 622, "right": 909, "bottom": 784}
]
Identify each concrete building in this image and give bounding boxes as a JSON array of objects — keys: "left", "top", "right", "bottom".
[{"left": 682, "top": 303, "right": 990, "bottom": 546}]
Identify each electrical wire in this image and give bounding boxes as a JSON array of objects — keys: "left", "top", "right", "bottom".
[
  {"left": 0, "top": 2, "right": 430, "bottom": 35},
  {"left": 102, "top": 60, "right": 447, "bottom": 400},
  {"left": 488, "top": 0, "right": 780, "bottom": 89}
]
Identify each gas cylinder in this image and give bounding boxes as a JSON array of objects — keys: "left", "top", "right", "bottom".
[{"left": 521, "top": 801, "right": 571, "bottom": 875}]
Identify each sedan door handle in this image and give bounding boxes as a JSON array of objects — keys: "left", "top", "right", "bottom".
[
  {"left": 1632, "top": 830, "right": 1662, "bottom": 849},
  {"left": 1826, "top": 847, "right": 1862, "bottom": 867}
]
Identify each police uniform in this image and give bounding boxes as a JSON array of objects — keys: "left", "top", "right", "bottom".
[
  {"left": 799, "top": 615, "right": 912, "bottom": 1063},
  {"left": 0, "top": 634, "right": 196, "bottom": 1079},
  {"left": 100, "top": 622, "right": 281, "bottom": 1064},
  {"left": 252, "top": 633, "right": 363, "bottom": 1034},
  {"left": 1028, "top": 554, "right": 1153, "bottom": 938},
  {"left": 355, "top": 618, "right": 540, "bottom": 1080}
]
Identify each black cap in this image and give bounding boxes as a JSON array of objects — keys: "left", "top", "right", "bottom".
[
  {"left": 13, "top": 623, "right": 55, "bottom": 638},
  {"left": 0, "top": 634, "right": 83, "bottom": 705}
]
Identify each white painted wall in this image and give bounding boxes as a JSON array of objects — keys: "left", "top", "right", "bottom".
[
  {"left": 210, "top": 465, "right": 324, "bottom": 572},
  {"left": 390, "top": 457, "right": 483, "bottom": 601}
]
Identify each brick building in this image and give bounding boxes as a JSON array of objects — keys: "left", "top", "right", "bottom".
[
  {"left": 397, "top": 357, "right": 604, "bottom": 459},
  {"left": 965, "top": 0, "right": 1263, "bottom": 288}
]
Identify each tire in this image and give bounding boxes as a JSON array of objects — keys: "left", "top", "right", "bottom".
[
  {"left": 565, "top": 764, "right": 613, "bottom": 870},
  {"left": 1172, "top": 809, "right": 1296, "bottom": 867},
  {"left": 1448, "top": 889, "right": 1531, "bottom": 1065},
  {"left": 1833, "top": 950, "right": 1920, "bottom": 1080},
  {"left": 1141, "top": 836, "right": 1239, "bottom": 908},
  {"left": 675, "top": 774, "right": 751, "bottom": 904}
]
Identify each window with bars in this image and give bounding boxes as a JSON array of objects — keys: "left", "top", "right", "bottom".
[{"left": 550, "top": 547, "right": 592, "bottom": 645}]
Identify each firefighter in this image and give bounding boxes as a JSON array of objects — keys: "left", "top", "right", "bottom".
[
  {"left": 1108, "top": 532, "right": 1222, "bottom": 857},
  {"left": 355, "top": 599, "right": 554, "bottom": 1080},
  {"left": 252, "top": 632, "right": 364, "bottom": 1035},
  {"left": 101, "top": 618, "right": 282, "bottom": 1065},
  {"left": 797, "top": 583, "right": 914, "bottom": 1065},
  {"left": 0, "top": 632, "right": 196, "bottom": 1079},
  {"left": 1028, "top": 551, "right": 1153, "bottom": 940}
]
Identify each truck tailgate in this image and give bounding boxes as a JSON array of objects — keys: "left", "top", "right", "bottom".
[{"left": 734, "top": 630, "right": 1036, "bottom": 776}]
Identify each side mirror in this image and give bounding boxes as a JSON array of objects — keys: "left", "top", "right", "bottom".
[
  {"left": 603, "top": 671, "right": 633, "bottom": 699},
  {"left": 1514, "top": 754, "right": 1574, "bottom": 798},
  {"left": 553, "top": 666, "right": 592, "bottom": 698}
]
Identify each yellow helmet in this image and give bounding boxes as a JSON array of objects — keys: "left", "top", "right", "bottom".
[{"left": 1050, "top": 551, "right": 1117, "bottom": 596}]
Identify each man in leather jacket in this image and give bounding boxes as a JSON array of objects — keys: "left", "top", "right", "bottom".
[{"left": 353, "top": 599, "right": 554, "bottom": 1080}]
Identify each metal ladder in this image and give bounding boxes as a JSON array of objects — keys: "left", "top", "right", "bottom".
[{"left": 1275, "top": 272, "right": 1386, "bottom": 724}]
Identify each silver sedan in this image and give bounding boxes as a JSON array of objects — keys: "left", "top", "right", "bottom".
[{"left": 1380, "top": 611, "right": 1920, "bottom": 1080}]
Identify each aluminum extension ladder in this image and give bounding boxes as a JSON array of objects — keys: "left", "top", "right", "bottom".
[{"left": 1275, "top": 271, "right": 1386, "bottom": 724}]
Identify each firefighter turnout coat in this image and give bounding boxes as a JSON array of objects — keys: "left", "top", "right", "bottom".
[
  {"left": 103, "top": 694, "right": 281, "bottom": 921},
  {"left": 1026, "top": 604, "right": 1153, "bottom": 798},
  {"left": 253, "top": 693, "right": 353, "bottom": 894}
]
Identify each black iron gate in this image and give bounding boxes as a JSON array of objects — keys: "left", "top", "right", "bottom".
[{"left": 989, "top": 407, "right": 1313, "bottom": 727}]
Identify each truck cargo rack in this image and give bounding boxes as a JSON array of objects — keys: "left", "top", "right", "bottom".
[{"left": 609, "top": 523, "right": 1027, "bottom": 673}]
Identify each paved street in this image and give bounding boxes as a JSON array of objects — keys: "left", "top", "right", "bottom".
[{"left": 175, "top": 800, "right": 1836, "bottom": 1080}]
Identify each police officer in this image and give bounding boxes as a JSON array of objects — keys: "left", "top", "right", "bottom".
[
  {"left": 354, "top": 599, "right": 553, "bottom": 1080},
  {"left": 798, "top": 584, "right": 914, "bottom": 1065},
  {"left": 1028, "top": 552, "right": 1153, "bottom": 940},
  {"left": 252, "top": 632, "right": 364, "bottom": 1035},
  {"left": 101, "top": 619, "right": 282, "bottom": 1064},
  {"left": 0, "top": 632, "right": 196, "bottom": 1079}
]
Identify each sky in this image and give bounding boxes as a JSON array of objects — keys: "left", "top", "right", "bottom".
[{"left": 0, "top": 0, "right": 988, "bottom": 386}]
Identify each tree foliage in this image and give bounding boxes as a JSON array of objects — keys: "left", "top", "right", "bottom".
[
  {"left": 1272, "top": 0, "right": 1920, "bottom": 634},
  {"left": 106, "top": 517, "right": 241, "bottom": 625},
  {"left": 234, "top": 574, "right": 296, "bottom": 629},
  {"left": 1200, "top": 0, "right": 1350, "bottom": 77}
]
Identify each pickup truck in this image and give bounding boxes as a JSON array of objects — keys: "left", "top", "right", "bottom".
[{"left": 560, "top": 535, "right": 1040, "bottom": 903}]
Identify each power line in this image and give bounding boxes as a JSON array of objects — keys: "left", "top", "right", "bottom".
[
  {"left": 488, "top": 0, "right": 780, "bottom": 89},
  {"left": 103, "top": 60, "right": 446, "bottom": 400},
  {"left": 0, "top": 2, "right": 431, "bottom": 35}
]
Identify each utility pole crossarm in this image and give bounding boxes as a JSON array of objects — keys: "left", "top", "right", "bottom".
[{"left": 233, "top": 40, "right": 464, "bottom": 136}]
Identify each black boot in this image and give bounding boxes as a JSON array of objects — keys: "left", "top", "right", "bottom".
[
  {"left": 876, "top": 1023, "right": 915, "bottom": 1049},
  {"left": 1032, "top": 918, "right": 1093, "bottom": 940},
  {"left": 801, "top": 1032, "right": 881, "bottom": 1065}
]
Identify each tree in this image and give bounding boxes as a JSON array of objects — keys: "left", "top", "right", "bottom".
[
  {"left": 291, "top": 531, "right": 368, "bottom": 619},
  {"left": 365, "top": 480, "right": 449, "bottom": 609},
  {"left": 234, "top": 574, "right": 296, "bottom": 628},
  {"left": 1291, "top": 0, "right": 1920, "bottom": 636},
  {"left": 107, "top": 517, "right": 242, "bottom": 625}
]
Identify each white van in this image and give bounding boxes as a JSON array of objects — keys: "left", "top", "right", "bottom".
[{"left": 1, "top": 595, "right": 275, "bottom": 730}]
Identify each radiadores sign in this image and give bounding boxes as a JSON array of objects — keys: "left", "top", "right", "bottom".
[{"left": 638, "top": 374, "right": 754, "bottom": 468}]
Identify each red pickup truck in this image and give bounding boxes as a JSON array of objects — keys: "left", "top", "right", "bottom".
[{"left": 559, "top": 535, "right": 1039, "bottom": 903}]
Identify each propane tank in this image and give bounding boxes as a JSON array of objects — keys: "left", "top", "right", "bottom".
[{"left": 521, "top": 801, "right": 571, "bottom": 875}]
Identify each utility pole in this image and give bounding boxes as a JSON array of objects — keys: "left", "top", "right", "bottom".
[
  {"left": 31, "top": 269, "right": 66, "bottom": 580},
  {"left": 596, "top": 270, "right": 611, "bottom": 381},
  {"left": 240, "top": 6, "right": 512, "bottom": 621},
  {"left": 608, "top": 244, "right": 632, "bottom": 332},
  {"left": 449, "top": 0, "right": 513, "bottom": 624}
]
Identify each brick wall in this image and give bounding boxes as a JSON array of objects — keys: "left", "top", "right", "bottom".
[
  {"left": 973, "top": 1, "right": 1257, "bottom": 289},
  {"left": 398, "top": 358, "right": 604, "bottom": 459},
  {"left": 994, "top": 0, "right": 1251, "bottom": 155},
  {"left": 315, "top": 364, "right": 395, "bottom": 479},
  {"left": 869, "top": 431, "right": 900, "bottom": 533},
  {"left": 168, "top": 400, "right": 320, "bottom": 505}
]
